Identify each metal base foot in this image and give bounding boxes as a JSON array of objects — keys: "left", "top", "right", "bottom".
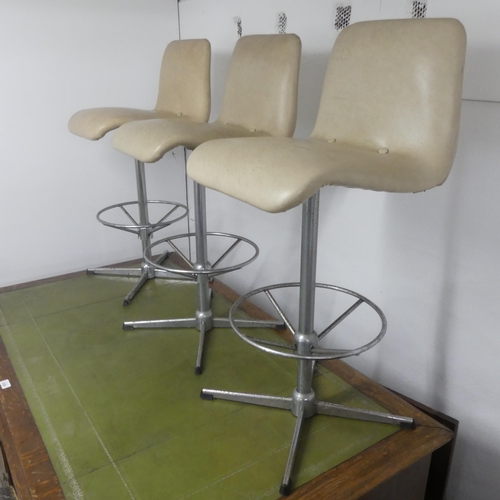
[
  {"left": 200, "top": 390, "right": 214, "bottom": 401},
  {"left": 279, "top": 481, "right": 293, "bottom": 496},
  {"left": 401, "top": 419, "right": 417, "bottom": 430},
  {"left": 200, "top": 387, "right": 414, "bottom": 495}
]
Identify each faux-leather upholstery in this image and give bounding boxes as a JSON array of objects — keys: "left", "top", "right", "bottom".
[
  {"left": 111, "top": 34, "right": 302, "bottom": 162},
  {"left": 187, "top": 19, "right": 467, "bottom": 213},
  {"left": 68, "top": 39, "right": 211, "bottom": 140}
]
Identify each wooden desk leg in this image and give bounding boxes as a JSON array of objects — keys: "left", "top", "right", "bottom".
[
  {"left": 359, "top": 454, "right": 431, "bottom": 500},
  {"left": 388, "top": 390, "right": 459, "bottom": 500}
]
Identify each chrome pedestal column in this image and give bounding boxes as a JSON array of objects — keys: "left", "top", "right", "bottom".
[
  {"left": 123, "top": 182, "right": 283, "bottom": 375},
  {"left": 88, "top": 160, "right": 191, "bottom": 305},
  {"left": 200, "top": 192, "right": 415, "bottom": 495}
]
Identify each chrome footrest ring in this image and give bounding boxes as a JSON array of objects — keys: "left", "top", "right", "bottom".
[
  {"left": 144, "top": 232, "right": 259, "bottom": 277},
  {"left": 229, "top": 282, "right": 387, "bottom": 361},
  {"left": 96, "top": 200, "right": 188, "bottom": 234}
]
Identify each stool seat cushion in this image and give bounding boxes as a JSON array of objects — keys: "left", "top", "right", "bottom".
[
  {"left": 112, "top": 119, "right": 269, "bottom": 163},
  {"left": 68, "top": 108, "right": 179, "bottom": 141},
  {"left": 187, "top": 137, "right": 438, "bottom": 214},
  {"left": 188, "top": 19, "right": 466, "bottom": 214},
  {"left": 111, "top": 34, "right": 301, "bottom": 163},
  {"left": 68, "top": 39, "right": 212, "bottom": 141}
]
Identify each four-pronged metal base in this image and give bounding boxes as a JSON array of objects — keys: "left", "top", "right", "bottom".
[
  {"left": 123, "top": 304, "right": 284, "bottom": 373},
  {"left": 88, "top": 251, "right": 195, "bottom": 306},
  {"left": 122, "top": 182, "right": 285, "bottom": 373},
  {"left": 90, "top": 189, "right": 190, "bottom": 305},
  {"left": 197, "top": 193, "right": 416, "bottom": 495},
  {"left": 122, "top": 190, "right": 285, "bottom": 375},
  {"left": 200, "top": 387, "right": 415, "bottom": 495}
]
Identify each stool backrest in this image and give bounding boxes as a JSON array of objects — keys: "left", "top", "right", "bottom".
[
  {"left": 311, "top": 19, "right": 466, "bottom": 189},
  {"left": 155, "top": 39, "right": 211, "bottom": 123},
  {"left": 216, "top": 34, "right": 302, "bottom": 137}
]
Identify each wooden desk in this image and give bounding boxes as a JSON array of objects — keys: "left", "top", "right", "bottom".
[{"left": 0, "top": 268, "right": 456, "bottom": 500}]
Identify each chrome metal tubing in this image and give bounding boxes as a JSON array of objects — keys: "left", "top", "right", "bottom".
[
  {"left": 165, "top": 239, "right": 194, "bottom": 270},
  {"left": 200, "top": 385, "right": 414, "bottom": 496},
  {"left": 280, "top": 404, "right": 305, "bottom": 496},
  {"left": 89, "top": 266, "right": 193, "bottom": 280},
  {"left": 318, "top": 298, "right": 363, "bottom": 341},
  {"left": 192, "top": 182, "right": 211, "bottom": 372},
  {"left": 315, "top": 400, "right": 415, "bottom": 427},
  {"left": 194, "top": 182, "right": 209, "bottom": 269},
  {"left": 89, "top": 160, "right": 190, "bottom": 305},
  {"left": 154, "top": 249, "right": 170, "bottom": 267},
  {"left": 299, "top": 192, "right": 320, "bottom": 337},
  {"left": 89, "top": 263, "right": 193, "bottom": 307},
  {"left": 195, "top": 322, "right": 207, "bottom": 375},
  {"left": 200, "top": 389, "right": 292, "bottom": 410},
  {"left": 136, "top": 160, "right": 152, "bottom": 261},
  {"left": 296, "top": 193, "right": 320, "bottom": 396},
  {"left": 212, "top": 238, "right": 242, "bottom": 269},
  {"left": 123, "top": 318, "right": 197, "bottom": 330},
  {"left": 96, "top": 200, "right": 187, "bottom": 232},
  {"left": 212, "top": 318, "right": 283, "bottom": 329},
  {"left": 143, "top": 232, "right": 259, "bottom": 277},
  {"left": 203, "top": 193, "right": 413, "bottom": 495},
  {"left": 123, "top": 316, "right": 281, "bottom": 353},
  {"left": 88, "top": 267, "right": 143, "bottom": 277},
  {"left": 244, "top": 335, "right": 295, "bottom": 351},
  {"left": 196, "top": 268, "right": 212, "bottom": 320},
  {"left": 123, "top": 271, "right": 150, "bottom": 306},
  {"left": 229, "top": 282, "right": 387, "bottom": 361},
  {"left": 124, "top": 180, "right": 283, "bottom": 373},
  {"left": 265, "top": 289, "right": 296, "bottom": 334}
]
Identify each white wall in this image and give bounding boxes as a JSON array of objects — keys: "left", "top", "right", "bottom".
[
  {"left": 2, "top": 0, "right": 499, "bottom": 498},
  {"left": 428, "top": 0, "right": 500, "bottom": 101},
  {"left": 180, "top": 1, "right": 500, "bottom": 499},
  {"left": 0, "top": 0, "right": 183, "bottom": 287}
]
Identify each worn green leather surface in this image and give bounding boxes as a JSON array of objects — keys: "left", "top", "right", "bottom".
[{"left": 0, "top": 273, "right": 397, "bottom": 499}]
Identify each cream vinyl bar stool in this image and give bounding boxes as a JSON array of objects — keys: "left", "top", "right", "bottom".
[
  {"left": 188, "top": 19, "right": 466, "bottom": 495},
  {"left": 68, "top": 39, "right": 211, "bottom": 305},
  {"left": 112, "top": 34, "right": 302, "bottom": 374}
]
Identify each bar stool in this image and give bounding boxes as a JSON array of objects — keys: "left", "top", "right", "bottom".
[
  {"left": 188, "top": 19, "right": 466, "bottom": 495},
  {"left": 111, "top": 34, "right": 302, "bottom": 374},
  {"left": 68, "top": 39, "right": 211, "bottom": 305}
]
